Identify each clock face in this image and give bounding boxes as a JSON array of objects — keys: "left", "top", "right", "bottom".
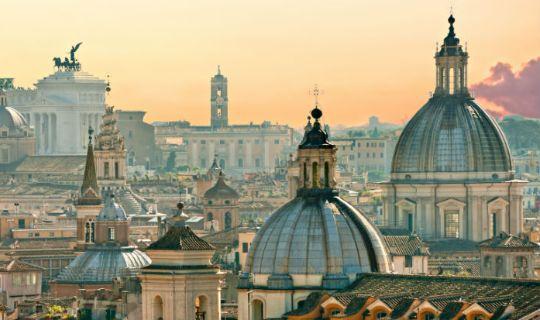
[{"left": 216, "top": 96, "right": 224, "bottom": 105}]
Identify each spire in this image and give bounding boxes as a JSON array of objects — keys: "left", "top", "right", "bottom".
[{"left": 79, "top": 126, "right": 101, "bottom": 205}]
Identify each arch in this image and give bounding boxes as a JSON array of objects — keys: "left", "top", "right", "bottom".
[
  {"left": 152, "top": 295, "right": 163, "bottom": 320},
  {"left": 195, "top": 295, "right": 209, "bottom": 320},
  {"left": 225, "top": 212, "right": 232, "bottom": 230},
  {"left": 252, "top": 299, "right": 264, "bottom": 320},
  {"left": 303, "top": 162, "right": 308, "bottom": 187},
  {"left": 207, "top": 212, "right": 213, "bottom": 221},
  {"left": 312, "top": 162, "right": 319, "bottom": 188}
]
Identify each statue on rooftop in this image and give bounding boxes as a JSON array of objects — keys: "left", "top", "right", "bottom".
[{"left": 53, "top": 42, "right": 83, "bottom": 72}]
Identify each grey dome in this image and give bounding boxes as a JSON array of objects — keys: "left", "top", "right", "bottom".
[
  {"left": 392, "top": 96, "right": 512, "bottom": 174},
  {"left": 0, "top": 106, "right": 30, "bottom": 135},
  {"left": 55, "top": 246, "right": 150, "bottom": 284},
  {"left": 243, "top": 195, "right": 391, "bottom": 289},
  {"left": 97, "top": 195, "right": 128, "bottom": 221}
]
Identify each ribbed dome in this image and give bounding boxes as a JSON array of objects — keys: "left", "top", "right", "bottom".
[
  {"left": 243, "top": 195, "right": 391, "bottom": 289},
  {"left": 0, "top": 106, "right": 30, "bottom": 135},
  {"left": 392, "top": 96, "right": 512, "bottom": 175},
  {"left": 55, "top": 246, "right": 150, "bottom": 284}
]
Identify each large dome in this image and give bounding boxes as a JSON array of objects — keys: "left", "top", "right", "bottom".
[
  {"left": 392, "top": 95, "right": 512, "bottom": 176},
  {"left": 243, "top": 194, "right": 391, "bottom": 289}
]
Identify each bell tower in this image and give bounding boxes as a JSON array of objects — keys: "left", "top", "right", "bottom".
[
  {"left": 434, "top": 15, "right": 470, "bottom": 96},
  {"left": 210, "top": 66, "right": 228, "bottom": 128}
]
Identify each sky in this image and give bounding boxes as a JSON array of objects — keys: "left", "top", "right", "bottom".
[{"left": 0, "top": 0, "right": 539, "bottom": 127}]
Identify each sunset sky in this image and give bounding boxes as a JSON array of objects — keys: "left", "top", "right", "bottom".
[{"left": 1, "top": 0, "right": 539, "bottom": 127}]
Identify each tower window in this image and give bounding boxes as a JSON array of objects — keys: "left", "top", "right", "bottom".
[
  {"left": 108, "top": 227, "right": 116, "bottom": 241},
  {"left": 114, "top": 162, "right": 119, "bottom": 179},
  {"left": 312, "top": 162, "right": 319, "bottom": 188},
  {"left": 324, "top": 162, "right": 330, "bottom": 187},
  {"left": 104, "top": 162, "right": 110, "bottom": 178}
]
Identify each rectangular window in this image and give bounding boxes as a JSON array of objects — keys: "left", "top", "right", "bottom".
[
  {"left": 114, "top": 162, "right": 120, "bottom": 179},
  {"left": 380, "top": 153, "right": 384, "bottom": 158},
  {"left": 366, "top": 153, "right": 370, "bottom": 158},
  {"left": 108, "top": 227, "right": 116, "bottom": 241},
  {"left": 104, "top": 162, "right": 110, "bottom": 178},
  {"left": 18, "top": 219, "right": 25, "bottom": 229},
  {"left": 242, "top": 242, "right": 249, "bottom": 253},
  {"left": 405, "top": 255, "right": 413, "bottom": 268},
  {"left": 201, "top": 159, "right": 207, "bottom": 168},
  {"left": 444, "top": 210, "right": 460, "bottom": 238},
  {"left": 255, "top": 139, "right": 260, "bottom": 144},
  {"left": 274, "top": 139, "right": 280, "bottom": 144},
  {"left": 200, "top": 140, "right": 206, "bottom": 145},
  {"left": 0, "top": 149, "right": 8, "bottom": 163},
  {"left": 255, "top": 158, "right": 261, "bottom": 168},
  {"left": 238, "top": 159, "right": 244, "bottom": 168},
  {"left": 238, "top": 139, "right": 243, "bottom": 144},
  {"left": 220, "top": 140, "right": 225, "bottom": 144}
]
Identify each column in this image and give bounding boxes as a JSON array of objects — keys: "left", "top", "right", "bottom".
[
  {"left": 246, "top": 141, "right": 253, "bottom": 169},
  {"left": 46, "top": 114, "right": 52, "bottom": 154}
]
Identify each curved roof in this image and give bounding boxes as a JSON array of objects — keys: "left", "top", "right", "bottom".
[
  {"left": 55, "top": 246, "right": 150, "bottom": 284},
  {"left": 97, "top": 195, "right": 127, "bottom": 221},
  {"left": 203, "top": 174, "right": 239, "bottom": 199},
  {"left": 243, "top": 195, "right": 391, "bottom": 289},
  {"left": 392, "top": 96, "right": 512, "bottom": 174},
  {"left": 0, "top": 106, "right": 30, "bottom": 135}
]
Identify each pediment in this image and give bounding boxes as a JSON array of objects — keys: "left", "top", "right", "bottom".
[
  {"left": 396, "top": 198, "right": 416, "bottom": 208},
  {"left": 488, "top": 197, "right": 509, "bottom": 208},
  {"left": 436, "top": 198, "right": 466, "bottom": 209}
]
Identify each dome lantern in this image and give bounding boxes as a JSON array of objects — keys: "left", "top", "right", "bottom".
[{"left": 434, "top": 15, "right": 470, "bottom": 96}]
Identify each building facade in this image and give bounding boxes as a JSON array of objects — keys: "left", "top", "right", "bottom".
[
  {"left": 380, "top": 15, "right": 526, "bottom": 241},
  {"left": 114, "top": 109, "right": 158, "bottom": 169},
  {"left": 7, "top": 47, "right": 107, "bottom": 155},
  {"left": 333, "top": 137, "right": 397, "bottom": 176},
  {"left": 154, "top": 67, "right": 294, "bottom": 175}
]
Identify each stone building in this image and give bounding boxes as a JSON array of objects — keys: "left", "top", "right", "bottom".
[
  {"left": 203, "top": 172, "right": 240, "bottom": 232},
  {"left": 479, "top": 231, "right": 539, "bottom": 279},
  {"left": 8, "top": 47, "right": 107, "bottom": 155},
  {"left": 0, "top": 85, "right": 35, "bottom": 166},
  {"left": 238, "top": 104, "right": 392, "bottom": 320},
  {"left": 0, "top": 259, "right": 43, "bottom": 309},
  {"left": 114, "top": 109, "right": 158, "bottom": 169},
  {"left": 51, "top": 194, "right": 150, "bottom": 297},
  {"left": 333, "top": 136, "right": 397, "bottom": 176},
  {"left": 139, "top": 205, "right": 223, "bottom": 320},
  {"left": 154, "top": 67, "right": 294, "bottom": 175},
  {"left": 380, "top": 15, "right": 526, "bottom": 241}
]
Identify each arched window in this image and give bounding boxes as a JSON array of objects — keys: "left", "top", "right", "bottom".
[
  {"left": 324, "top": 162, "right": 330, "bottom": 187},
  {"left": 152, "top": 295, "right": 163, "bottom": 320},
  {"left": 303, "top": 162, "right": 308, "bottom": 187},
  {"left": 312, "top": 162, "right": 319, "bottom": 188},
  {"left": 252, "top": 299, "right": 264, "bottom": 320},
  {"left": 376, "top": 311, "right": 388, "bottom": 320},
  {"left": 483, "top": 256, "right": 492, "bottom": 269},
  {"left": 225, "top": 212, "right": 232, "bottom": 230},
  {"left": 195, "top": 296, "right": 208, "bottom": 320},
  {"left": 207, "top": 212, "right": 213, "bottom": 221}
]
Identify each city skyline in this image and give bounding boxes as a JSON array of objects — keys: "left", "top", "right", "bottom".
[{"left": 1, "top": 0, "right": 539, "bottom": 126}]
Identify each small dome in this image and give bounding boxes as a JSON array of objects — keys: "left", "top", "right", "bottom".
[
  {"left": 97, "top": 195, "right": 128, "bottom": 221},
  {"left": 392, "top": 96, "right": 512, "bottom": 175},
  {"left": 0, "top": 104, "right": 30, "bottom": 136},
  {"left": 204, "top": 173, "right": 239, "bottom": 199},
  {"left": 243, "top": 196, "right": 391, "bottom": 289},
  {"left": 55, "top": 246, "right": 150, "bottom": 284}
]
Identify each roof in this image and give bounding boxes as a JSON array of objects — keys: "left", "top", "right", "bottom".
[
  {"left": 79, "top": 139, "right": 101, "bottom": 205},
  {"left": 0, "top": 105, "right": 30, "bottom": 135},
  {"left": 15, "top": 155, "right": 86, "bottom": 173},
  {"left": 97, "top": 194, "right": 127, "bottom": 221},
  {"left": 0, "top": 259, "right": 44, "bottom": 272},
  {"left": 384, "top": 235, "right": 430, "bottom": 256},
  {"left": 298, "top": 107, "right": 334, "bottom": 149},
  {"left": 479, "top": 232, "right": 540, "bottom": 249},
  {"left": 147, "top": 226, "right": 214, "bottom": 251},
  {"left": 55, "top": 246, "right": 150, "bottom": 284},
  {"left": 242, "top": 196, "right": 391, "bottom": 289},
  {"left": 391, "top": 95, "right": 512, "bottom": 175},
  {"left": 342, "top": 273, "right": 540, "bottom": 320},
  {"left": 204, "top": 173, "right": 239, "bottom": 199},
  {"left": 426, "top": 239, "right": 479, "bottom": 253}
]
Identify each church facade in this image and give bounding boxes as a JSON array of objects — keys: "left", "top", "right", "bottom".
[
  {"left": 155, "top": 67, "right": 294, "bottom": 175},
  {"left": 380, "top": 16, "right": 526, "bottom": 242}
]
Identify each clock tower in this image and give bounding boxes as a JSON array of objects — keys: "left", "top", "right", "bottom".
[{"left": 210, "top": 66, "right": 228, "bottom": 128}]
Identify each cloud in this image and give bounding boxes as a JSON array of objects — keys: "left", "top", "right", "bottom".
[{"left": 471, "top": 57, "right": 540, "bottom": 118}]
